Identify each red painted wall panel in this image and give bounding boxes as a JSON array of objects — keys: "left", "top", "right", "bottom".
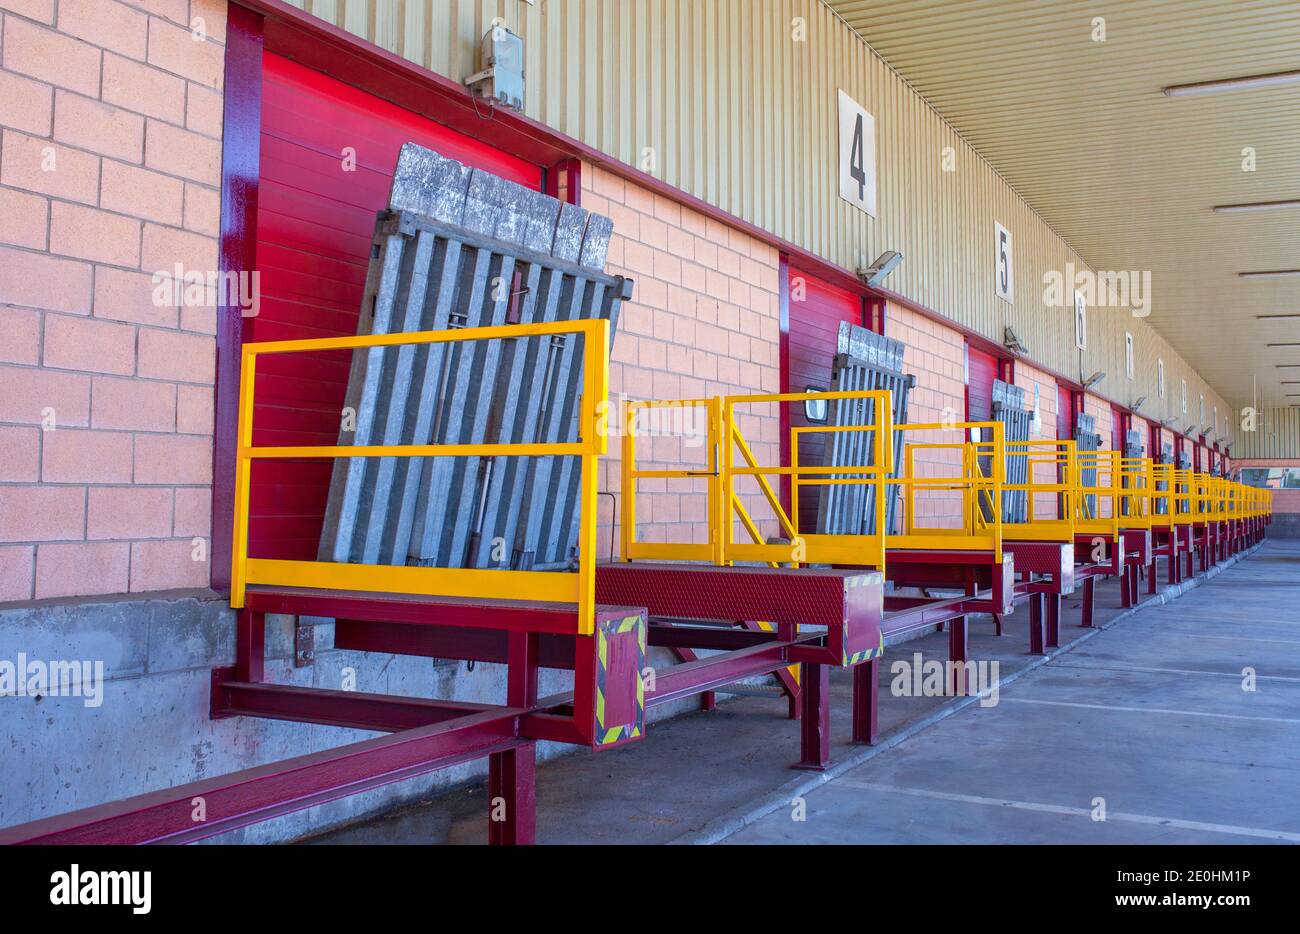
[
  {"left": 1058, "top": 384, "right": 1075, "bottom": 441},
  {"left": 786, "top": 272, "right": 863, "bottom": 532},
  {"left": 966, "top": 344, "right": 997, "bottom": 423},
  {"left": 248, "top": 53, "right": 542, "bottom": 560}
]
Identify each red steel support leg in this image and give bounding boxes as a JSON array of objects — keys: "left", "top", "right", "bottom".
[
  {"left": 488, "top": 745, "right": 536, "bottom": 845},
  {"left": 1147, "top": 556, "right": 1157, "bottom": 594},
  {"left": 797, "top": 662, "right": 830, "bottom": 770},
  {"left": 1080, "top": 576, "right": 1096, "bottom": 628},
  {"left": 1129, "top": 564, "right": 1139, "bottom": 605},
  {"left": 1168, "top": 541, "right": 1180, "bottom": 584},
  {"left": 851, "top": 657, "right": 879, "bottom": 745},
  {"left": 488, "top": 632, "right": 539, "bottom": 845},
  {"left": 948, "top": 616, "right": 968, "bottom": 695},
  {"left": 1046, "top": 593, "right": 1060, "bottom": 648},
  {"left": 236, "top": 608, "right": 265, "bottom": 683},
  {"left": 1120, "top": 565, "right": 1133, "bottom": 609},
  {"left": 1028, "top": 592, "right": 1045, "bottom": 655}
]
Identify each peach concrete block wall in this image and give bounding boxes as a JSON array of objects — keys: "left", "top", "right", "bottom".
[
  {"left": 886, "top": 302, "right": 966, "bottom": 529},
  {"left": 581, "top": 165, "right": 781, "bottom": 558},
  {"left": 0, "top": 0, "right": 226, "bottom": 602}
]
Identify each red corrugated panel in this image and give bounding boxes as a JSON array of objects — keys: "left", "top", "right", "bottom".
[
  {"left": 966, "top": 344, "right": 997, "bottom": 423},
  {"left": 786, "top": 272, "right": 863, "bottom": 532},
  {"left": 249, "top": 53, "right": 542, "bottom": 560},
  {"left": 1058, "top": 384, "right": 1075, "bottom": 441}
]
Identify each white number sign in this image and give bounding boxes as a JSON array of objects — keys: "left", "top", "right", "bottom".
[
  {"left": 837, "top": 90, "right": 877, "bottom": 217},
  {"left": 994, "top": 222, "right": 1013, "bottom": 303},
  {"left": 1074, "top": 290, "right": 1087, "bottom": 349}
]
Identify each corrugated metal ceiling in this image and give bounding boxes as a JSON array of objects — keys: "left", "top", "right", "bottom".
[{"left": 827, "top": 0, "right": 1300, "bottom": 408}]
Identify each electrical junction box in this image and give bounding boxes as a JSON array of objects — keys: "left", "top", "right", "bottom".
[{"left": 465, "top": 25, "right": 525, "bottom": 111}]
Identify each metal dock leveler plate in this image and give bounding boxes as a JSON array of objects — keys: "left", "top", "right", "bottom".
[
  {"left": 1074, "top": 410, "right": 1101, "bottom": 519},
  {"left": 816, "top": 322, "right": 913, "bottom": 537},
  {"left": 991, "top": 379, "right": 1032, "bottom": 523},
  {"left": 319, "top": 142, "right": 632, "bottom": 576}
]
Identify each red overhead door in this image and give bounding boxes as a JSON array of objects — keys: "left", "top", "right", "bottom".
[
  {"left": 785, "top": 271, "right": 864, "bottom": 530},
  {"left": 249, "top": 53, "right": 544, "bottom": 560},
  {"left": 966, "top": 345, "right": 998, "bottom": 423},
  {"left": 1058, "top": 384, "right": 1077, "bottom": 441}
]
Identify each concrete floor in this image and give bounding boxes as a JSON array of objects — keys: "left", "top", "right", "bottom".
[{"left": 305, "top": 539, "right": 1298, "bottom": 845}]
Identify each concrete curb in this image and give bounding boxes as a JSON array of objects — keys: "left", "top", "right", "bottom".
[{"left": 667, "top": 543, "right": 1262, "bottom": 845}]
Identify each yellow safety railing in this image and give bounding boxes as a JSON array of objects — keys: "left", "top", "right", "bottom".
[
  {"left": 620, "top": 391, "right": 895, "bottom": 569},
  {"left": 1075, "top": 450, "right": 1122, "bottom": 539},
  {"left": 621, "top": 390, "right": 1010, "bottom": 570},
  {"left": 1117, "top": 456, "right": 1153, "bottom": 530},
  {"left": 1173, "top": 468, "right": 1196, "bottom": 523},
  {"left": 1195, "top": 473, "right": 1220, "bottom": 523},
  {"left": 736, "top": 390, "right": 893, "bottom": 569},
  {"left": 897, "top": 422, "right": 1005, "bottom": 555},
  {"left": 1001, "top": 439, "right": 1078, "bottom": 542},
  {"left": 231, "top": 318, "right": 610, "bottom": 636},
  {"left": 621, "top": 397, "right": 724, "bottom": 564},
  {"left": 1150, "top": 463, "right": 1188, "bottom": 525}
]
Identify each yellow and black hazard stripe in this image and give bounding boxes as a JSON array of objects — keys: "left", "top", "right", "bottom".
[
  {"left": 594, "top": 614, "right": 646, "bottom": 746},
  {"left": 843, "top": 631, "right": 886, "bottom": 667}
]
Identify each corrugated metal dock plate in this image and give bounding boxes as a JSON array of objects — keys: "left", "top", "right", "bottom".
[
  {"left": 815, "top": 322, "right": 912, "bottom": 537},
  {"left": 319, "top": 143, "right": 630, "bottom": 572},
  {"left": 594, "top": 563, "right": 882, "bottom": 629},
  {"left": 1155, "top": 442, "right": 1173, "bottom": 514},
  {"left": 1002, "top": 541, "right": 1070, "bottom": 577},
  {"left": 1075, "top": 411, "right": 1101, "bottom": 515},
  {"left": 992, "top": 378, "right": 1030, "bottom": 523}
]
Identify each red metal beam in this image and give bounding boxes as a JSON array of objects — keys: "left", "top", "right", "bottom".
[
  {"left": 333, "top": 618, "right": 577, "bottom": 669},
  {"left": 211, "top": 676, "right": 503, "bottom": 732},
  {"left": 646, "top": 642, "right": 794, "bottom": 708},
  {"left": 0, "top": 711, "right": 523, "bottom": 845}
]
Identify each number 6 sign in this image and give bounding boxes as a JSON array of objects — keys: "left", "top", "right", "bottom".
[{"left": 837, "top": 89, "right": 877, "bottom": 217}]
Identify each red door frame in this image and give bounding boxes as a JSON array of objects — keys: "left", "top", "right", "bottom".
[
  {"left": 212, "top": 7, "right": 569, "bottom": 589},
  {"left": 778, "top": 261, "right": 876, "bottom": 515},
  {"left": 1112, "top": 406, "right": 1128, "bottom": 452}
]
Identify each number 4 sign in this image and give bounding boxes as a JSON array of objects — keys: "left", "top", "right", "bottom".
[{"left": 837, "top": 89, "right": 877, "bottom": 217}]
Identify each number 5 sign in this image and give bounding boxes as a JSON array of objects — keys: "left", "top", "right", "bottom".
[
  {"left": 837, "top": 90, "right": 876, "bottom": 217},
  {"left": 994, "top": 222, "right": 1013, "bottom": 304}
]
